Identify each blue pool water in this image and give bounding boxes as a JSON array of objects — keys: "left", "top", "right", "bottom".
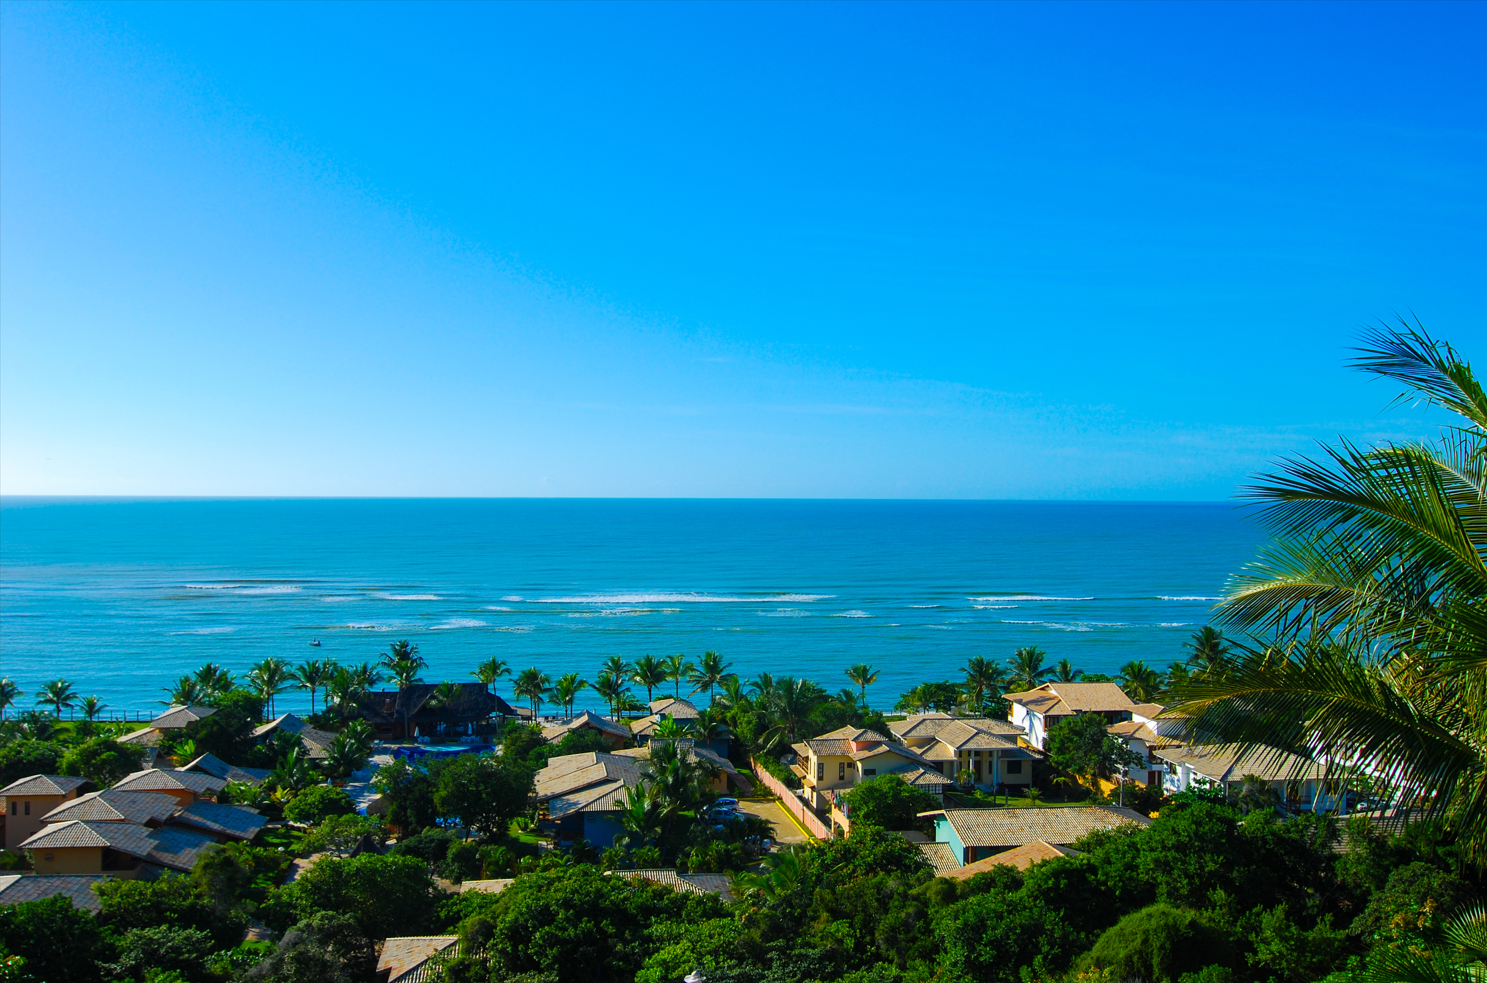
[{"left": 0, "top": 498, "right": 1264, "bottom": 715}]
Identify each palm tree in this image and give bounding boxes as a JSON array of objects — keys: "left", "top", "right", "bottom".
[
  {"left": 630, "top": 656, "right": 667, "bottom": 705},
  {"left": 1361, "top": 903, "right": 1487, "bottom": 983},
  {"left": 1117, "top": 661, "right": 1162, "bottom": 702},
  {"left": 748, "top": 672, "right": 778, "bottom": 702},
  {"left": 36, "top": 680, "right": 78, "bottom": 719},
  {"left": 292, "top": 660, "right": 334, "bottom": 716},
  {"left": 79, "top": 696, "right": 107, "bottom": 721},
  {"left": 845, "top": 663, "right": 881, "bottom": 708},
  {"left": 193, "top": 663, "right": 235, "bottom": 698},
  {"left": 380, "top": 643, "right": 427, "bottom": 738},
  {"left": 1168, "top": 324, "right": 1487, "bottom": 860},
  {"left": 1054, "top": 659, "right": 1082, "bottom": 682},
  {"left": 0, "top": 679, "right": 20, "bottom": 720},
  {"left": 1234, "top": 774, "right": 1280, "bottom": 815},
  {"left": 513, "top": 667, "right": 551, "bottom": 717},
  {"left": 653, "top": 714, "right": 689, "bottom": 740},
  {"left": 429, "top": 681, "right": 466, "bottom": 738},
  {"left": 1006, "top": 647, "right": 1053, "bottom": 691},
  {"left": 163, "top": 676, "right": 205, "bottom": 707},
  {"left": 615, "top": 783, "right": 665, "bottom": 849},
  {"left": 248, "top": 659, "right": 292, "bottom": 718},
  {"left": 473, "top": 658, "right": 510, "bottom": 688},
  {"left": 758, "top": 678, "right": 826, "bottom": 753},
  {"left": 959, "top": 657, "right": 1005, "bottom": 713},
  {"left": 1185, "top": 627, "right": 1232, "bottom": 680},
  {"left": 662, "top": 654, "right": 695, "bottom": 699},
  {"left": 550, "top": 673, "right": 589, "bottom": 717},
  {"left": 601, "top": 655, "right": 632, "bottom": 681},
  {"left": 595, "top": 671, "right": 630, "bottom": 718},
  {"left": 325, "top": 666, "right": 369, "bottom": 722},
  {"left": 690, "top": 651, "right": 732, "bottom": 704}
]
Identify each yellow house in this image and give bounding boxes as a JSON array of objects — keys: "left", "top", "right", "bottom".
[
  {"left": 889, "top": 714, "right": 1039, "bottom": 788},
  {"left": 108, "top": 768, "right": 225, "bottom": 808},
  {"left": 1, "top": 776, "right": 91, "bottom": 852},
  {"left": 20, "top": 819, "right": 216, "bottom": 878},
  {"left": 791, "top": 726, "right": 950, "bottom": 811}
]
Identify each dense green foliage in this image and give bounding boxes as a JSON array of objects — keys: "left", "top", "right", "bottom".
[
  {"left": 282, "top": 785, "right": 356, "bottom": 825},
  {"left": 843, "top": 774, "right": 939, "bottom": 832}
]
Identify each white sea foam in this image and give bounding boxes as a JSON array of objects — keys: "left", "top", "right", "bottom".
[
  {"left": 319, "top": 595, "right": 359, "bottom": 603},
  {"left": 345, "top": 623, "right": 398, "bottom": 631},
  {"left": 238, "top": 586, "right": 301, "bottom": 595},
  {"left": 184, "top": 584, "right": 244, "bottom": 590},
  {"left": 184, "top": 584, "right": 300, "bottom": 594},
  {"left": 760, "top": 609, "right": 809, "bottom": 618},
  {"left": 431, "top": 619, "right": 487, "bottom": 629},
  {"left": 1159, "top": 622, "right": 1193, "bottom": 627},
  {"left": 534, "top": 592, "right": 832, "bottom": 604},
  {"left": 969, "top": 595, "right": 1094, "bottom": 602},
  {"left": 972, "top": 604, "right": 1017, "bottom": 610},
  {"left": 493, "top": 625, "right": 535, "bottom": 633},
  {"left": 833, "top": 610, "right": 872, "bottom": 618},
  {"left": 484, "top": 606, "right": 513, "bottom": 611},
  {"left": 909, "top": 604, "right": 941, "bottom": 609},
  {"left": 499, "top": 595, "right": 523, "bottom": 602},
  {"left": 1159, "top": 596, "right": 1221, "bottom": 601},
  {"left": 383, "top": 594, "right": 440, "bottom": 601},
  {"left": 167, "top": 627, "right": 237, "bottom": 635}
]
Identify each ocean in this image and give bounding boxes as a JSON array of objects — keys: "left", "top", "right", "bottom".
[{"left": 0, "top": 498, "right": 1264, "bottom": 716}]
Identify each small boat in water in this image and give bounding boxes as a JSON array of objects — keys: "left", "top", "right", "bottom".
[{"left": 309, "top": 639, "right": 322, "bottom": 647}]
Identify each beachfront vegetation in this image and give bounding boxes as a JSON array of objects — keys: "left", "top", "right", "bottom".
[{"left": 1169, "top": 323, "right": 1487, "bottom": 862}]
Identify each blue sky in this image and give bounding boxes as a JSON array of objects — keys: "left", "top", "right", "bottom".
[{"left": 2, "top": 1, "right": 1482, "bottom": 498}]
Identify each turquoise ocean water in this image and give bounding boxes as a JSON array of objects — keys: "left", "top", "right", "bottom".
[{"left": 0, "top": 499, "right": 1264, "bottom": 715}]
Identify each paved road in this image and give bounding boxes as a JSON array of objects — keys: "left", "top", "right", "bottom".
[{"left": 737, "top": 797, "right": 810, "bottom": 845}]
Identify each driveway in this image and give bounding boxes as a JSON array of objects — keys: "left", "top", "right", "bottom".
[{"left": 736, "top": 797, "right": 809, "bottom": 845}]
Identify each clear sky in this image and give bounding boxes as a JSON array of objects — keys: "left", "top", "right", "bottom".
[{"left": 2, "top": 1, "right": 1482, "bottom": 498}]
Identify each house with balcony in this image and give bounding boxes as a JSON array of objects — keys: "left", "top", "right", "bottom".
[
  {"left": 889, "top": 713, "right": 1040, "bottom": 788},
  {"left": 1153, "top": 744, "right": 1346, "bottom": 813},
  {"left": 790, "top": 726, "right": 951, "bottom": 812},
  {"left": 1003, "top": 682, "right": 1139, "bottom": 749}
]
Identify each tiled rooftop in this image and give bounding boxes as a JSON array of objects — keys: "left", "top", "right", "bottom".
[
  {"left": 945, "top": 839, "right": 1078, "bottom": 878},
  {"left": 930, "top": 806, "right": 1150, "bottom": 848},
  {"left": 41, "top": 790, "right": 180, "bottom": 826},
  {"left": 0, "top": 874, "right": 104, "bottom": 912},
  {"left": 378, "top": 936, "right": 458, "bottom": 983},
  {"left": 916, "top": 841, "right": 960, "bottom": 874},
  {"left": 111, "top": 769, "right": 226, "bottom": 797},
  {"left": 173, "top": 801, "right": 267, "bottom": 840},
  {"left": 0, "top": 775, "right": 89, "bottom": 798},
  {"left": 151, "top": 705, "right": 217, "bottom": 730},
  {"left": 1154, "top": 744, "right": 1327, "bottom": 783}
]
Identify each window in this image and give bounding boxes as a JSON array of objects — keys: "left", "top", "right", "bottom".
[
  {"left": 1005, "top": 760, "right": 1023, "bottom": 774},
  {"left": 838, "top": 762, "right": 846, "bottom": 781},
  {"left": 23, "top": 802, "right": 29, "bottom": 816},
  {"left": 864, "top": 768, "right": 877, "bottom": 776},
  {"left": 7, "top": 802, "right": 13, "bottom": 815},
  {"left": 817, "top": 762, "right": 824, "bottom": 781}
]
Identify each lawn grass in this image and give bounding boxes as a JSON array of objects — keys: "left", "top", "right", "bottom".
[{"left": 943, "top": 790, "right": 1096, "bottom": 809}]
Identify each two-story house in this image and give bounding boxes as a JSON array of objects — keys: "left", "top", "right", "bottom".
[
  {"left": 1003, "top": 682, "right": 1138, "bottom": 749},
  {"left": 790, "top": 726, "right": 950, "bottom": 812},
  {"left": 889, "top": 713, "right": 1040, "bottom": 788},
  {"left": 0, "top": 775, "right": 91, "bottom": 851}
]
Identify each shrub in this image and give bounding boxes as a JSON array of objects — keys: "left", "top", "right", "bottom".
[
  {"left": 393, "top": 827, "right": 460, "bottom": 865},
  {"left": 1082, "top": 904, "right": 1233, "bottom": 983},
  {"left": 283, "top": 784, "right": 356, "bottom": 825},
  {"left": 271, "top": 852, "right": 440, "bottom": 940},
  {"left": 0, "top": 740, "right": 65, "bottom": 787},
  {"left": 443, "top": 839, "right": 483, "bottom": 883},
  {"left": 243, "top": 911, "right": 375, "bottom": 983},
  {"left": 843, "top": 774, "right": 939, "bottom": 832},
  {"left": 0, "top": 894, "right": 109, "bottom": 983},
  {"left": 58, "top": 737, "right": 147, "bottom": 787},
  {"left": 102, "top": 925, "right": 215, "bottom": 983}
]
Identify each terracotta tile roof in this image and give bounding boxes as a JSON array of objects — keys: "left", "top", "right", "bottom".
[
  {"left": 945, "top": 839, "right": 1079, "bottom": 878},
  {"left": 1002, "top": 690, "right": 1070, "bottom": 715},
  {"left": 800, "top": 727, "right": 893, "bottom": 757},
  {"left": 377, "top": 936, "right": 458, "bottom": 983},
  {"left": 0, "top": 874, "right": 104, "bottom": 913},
  {"left": 534, "top": 754, "right": 645, "bottom": 801},
  {"left": 900, "top": 766, "right": 954, "bottom": 789},
  {"left": 21, "top": 819, "right": 156, "bottom": 856},
  {"left": 648, "top": 698, "right": 700, "bottom": 719},
  {"left": 0, "top": 775, "right": 90, "bottom": 798},
  {"left": 933, "top": 720, "right": 1023, "bottom": 751},
  {"left": 41, "top": 790, "right": 180, "bottom": 826},
  {"left": 619, "top": 869, "right": 735, "bottom": 901},
  {"left": 1108, "top": 721, "right": 1159, "bottom": 743},
  {"left": 916, "top": 841, "right": 960, "bottom": 874},
  {"left": 111, "top": 769, "right": 226, "bottom": 798},
  {"left": 547, "top": 781, "right": 631, "bottom": 819},
  {"left": 1130, "top": 703, "right": 1166, "bottom": 719},
  {"left": 180, "top": 753, "right": 273, "bottom": 785},
  {"left": 889, "top": 713, "right": 956, "bottom": 740},
  {"left": 117, "top": 728, "right": 166, "bottom": 746},
  {"left": 173, "top": 801, "right": 267, "bottom": 840},
  {"left": 1153, "top": 744, "right": 1327, "bottom": 783},
  {"left": 151, "top": 706, "right": 217, "bottom": 730},
  {"left": 248, "top": 715, "right": 340, "bottom": 759},
  {"left": 929, "top": 806, "right": 1150, "bottom": 848},
  {"left": 541, "top": 711, "right": 631, "bottom": 743},
  {"left": 459, "top": 878, "right": 514, "bottom": 894}
]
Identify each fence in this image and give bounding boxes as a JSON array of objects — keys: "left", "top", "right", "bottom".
[{"left": 750, "top": 757, "right": 832, "bottom": 840}]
